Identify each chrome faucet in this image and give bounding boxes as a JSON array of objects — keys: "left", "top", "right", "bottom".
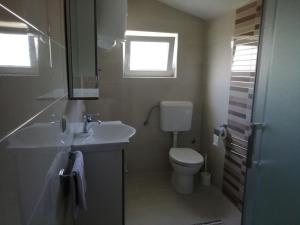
[{"left": 83, "top": 113, "right": 99, "bottom": 133}]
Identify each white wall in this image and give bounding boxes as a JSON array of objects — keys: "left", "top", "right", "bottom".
[
  {"left": 201, "top": 12, "right": 235, "bottom": 187},
  {"left": 86, "top": 0, "right": 206, "bottom": 173}
]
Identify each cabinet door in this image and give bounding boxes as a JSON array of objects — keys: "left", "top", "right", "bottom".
[
  {"left": 65, "top": 0, "right": 99, "bottom": 99},
  {"left": 76, "top": 149, "right": 123, "bottom": 225}
]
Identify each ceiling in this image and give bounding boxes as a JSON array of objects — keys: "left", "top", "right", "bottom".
[{"left": 157, "top": 0, "right": 250, "bottom": 20}]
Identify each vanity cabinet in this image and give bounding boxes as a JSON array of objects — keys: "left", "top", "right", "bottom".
[{"left": 72, "top": 144, "right": 125, "bottom": 225}]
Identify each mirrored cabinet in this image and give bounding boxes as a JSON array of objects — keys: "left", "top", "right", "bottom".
[
  {"left": 64, "top": 0, "right": 127, "bottom": 99},
  {"left": 65, "top": 0, "right": 99, "bottom": 99}
]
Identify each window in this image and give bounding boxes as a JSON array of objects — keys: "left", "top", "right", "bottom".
[
  {"left": 124, "top": 30, "right": 178, "bottom": 78},
  {"left": 232, "top": 44, "right": 258, "bottom": 72},
  {"left": 0, "top": 31, "right": 38, "bottom": 76},
  {"left": 0, "top": 33, "right": 31, "bottom": 67}
]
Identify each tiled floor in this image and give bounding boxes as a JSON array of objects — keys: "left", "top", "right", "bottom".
[{"left": 125, "top": 172, "right": 241, "bottom": 225}]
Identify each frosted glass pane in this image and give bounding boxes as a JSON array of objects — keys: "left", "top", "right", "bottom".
[
  {"left": 244, "top": 0, "right": 300, "bottom": 224},
  {"left": 0, "top": 33, "right": 31, "bottom": 67},
  {"left": 129, "top": 41, "right": 169, "bottom": 71}
]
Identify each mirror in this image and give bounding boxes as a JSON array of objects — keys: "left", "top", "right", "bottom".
[{"left": 64, "top": 0, "right": 99, "bottom": 99}]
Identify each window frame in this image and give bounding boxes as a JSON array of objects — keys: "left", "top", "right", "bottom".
[
  {"left": 0, "top": 31, "right": 39, "bottom": 76},
  {"left": 123, "top": 31, "right": 178, "bottom": 78}
]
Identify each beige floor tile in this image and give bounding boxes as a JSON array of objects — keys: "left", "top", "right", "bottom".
[{"left": 125, "top": 172, "right": 241, "bottom": 225}]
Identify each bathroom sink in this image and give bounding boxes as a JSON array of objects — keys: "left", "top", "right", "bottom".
[{"left": 73, "top": 121, "right": 136, "bottom": 146}]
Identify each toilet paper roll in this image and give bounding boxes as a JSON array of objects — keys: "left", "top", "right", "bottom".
[
  {"left": 212, "top": 126, "right": 228, "bottom": 146},
  {"left": 213, "top": 134, "right": 219, "bottom": 146}
]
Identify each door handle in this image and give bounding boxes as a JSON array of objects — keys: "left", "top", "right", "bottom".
[
  {"left": 252, "top": 160, "right": 260, "bottom": 167},
  {"left": 249, "top": 122, "right": 266, "bottom": 136},
  {"left": 246, "top": 122, "right": 267, "bottom": 168},
  {"left": 250, "top": 122, "right": 266, "bottom": 129}
]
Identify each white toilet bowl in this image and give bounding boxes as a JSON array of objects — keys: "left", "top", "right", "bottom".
[{"left": 169, "top": 147, "right": 204, "bottom": 194}]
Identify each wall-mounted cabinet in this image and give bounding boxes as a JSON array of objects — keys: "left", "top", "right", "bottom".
[
  {"left": 64, "top": 0, "right": 127, "bottom": 99},
  {"left": 65, "top": 0, "right": 99, "bottom": 99},
  {"left": 97, "top": 0, "right": 127, "bottom": 49}
]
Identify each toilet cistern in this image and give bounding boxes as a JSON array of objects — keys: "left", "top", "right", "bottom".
[{"left": 160, "top": 101, "right": 193, "bottom": 148}]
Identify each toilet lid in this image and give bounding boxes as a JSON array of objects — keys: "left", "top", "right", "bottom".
[{"left": 169, "top": 148, "right": 204, "bottom": 165}]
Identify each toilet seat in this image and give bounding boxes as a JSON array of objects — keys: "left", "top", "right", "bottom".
[{"left": 169, "top": 148, "right": 203, "bottom": 166}]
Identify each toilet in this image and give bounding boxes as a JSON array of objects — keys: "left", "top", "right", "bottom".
[{"left": 160, "top": 101, "right": 204, "bottom": 194}]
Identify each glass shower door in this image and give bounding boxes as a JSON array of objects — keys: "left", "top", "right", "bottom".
[{"left": 243, "top": 0, "right": 300, "bottom": 224}]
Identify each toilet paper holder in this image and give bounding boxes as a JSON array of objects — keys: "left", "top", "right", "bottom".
[
  {"left": 212, "top": 124, "right": 228, "bottom": 146},
  {"left": 213, "top": 124, "right": 228, "bottom": 138}
]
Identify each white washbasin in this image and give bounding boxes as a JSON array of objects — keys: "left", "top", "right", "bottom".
[
  {"left": 7, "top": 123, "right": 69, "bottom": 149},
  {"left": 73, "top": 121, "right": 136, "bottom": 146}
]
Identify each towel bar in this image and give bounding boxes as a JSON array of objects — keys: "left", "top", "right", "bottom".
[
  {"left": 228, "top": 149, "right": 247, "bottom": 159},
  {"left": 59, "top": 169, "right": 74, "bottom": 181},
  {"left": 59, "top": 152, "right": 76, "bottom": 193},
  {"left": 59, "top": 168, "right": 74, "bottom": 195}
]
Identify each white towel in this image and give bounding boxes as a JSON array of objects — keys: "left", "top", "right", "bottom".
[{"left": 71, "top": 151, "right": 87, "bottom": 218}]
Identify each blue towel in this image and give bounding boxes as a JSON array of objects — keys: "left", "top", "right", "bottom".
[{"left": 71, "top": 151, "right": 87, "bottom": 218}]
